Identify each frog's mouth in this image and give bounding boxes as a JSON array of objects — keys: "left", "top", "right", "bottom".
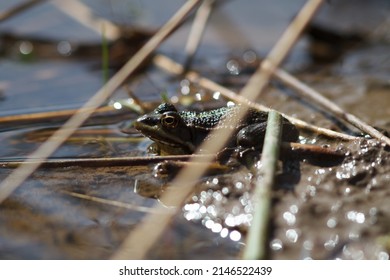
[{"left": 134, "top": 121, "right": 195, "bottom": 151}]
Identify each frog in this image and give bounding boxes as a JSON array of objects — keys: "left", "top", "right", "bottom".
[{"left": 132, "top": 103, "right": 299, "bottom": 157}]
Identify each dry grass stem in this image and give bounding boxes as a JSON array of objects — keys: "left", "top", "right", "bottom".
[
  {"left": 0, "top": 0, "right": 202, "bottom": 205},
  {"left": 243, "top": 111, "right": 282, "bottom": 260},
  {"left": 111, "top": 0, "right": 324, "bottom": 260},
  {"left": 184, "top": 0, "right": 215, "bottom": 71},
  {"left": 0, "top": 154, "right": 212, "bottom": 169},
  {"left": 153, "top": 54, "right": 357, "bottom": 141},
  {"left": 0, "top": 105, "right": 134, "bottom": 131},
  {"left": 0, "top": 0, "right": 47, "bottom": 23},
  {"left": 274, "top": 69, "right": 390, "bottom": 146},
  {"left": 61, "top": 191, "right": 171, "bottom": 214}
]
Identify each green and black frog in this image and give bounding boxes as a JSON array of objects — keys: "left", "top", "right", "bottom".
[{"left": 133, "top": 103, "right": 299, "bottom": 157}]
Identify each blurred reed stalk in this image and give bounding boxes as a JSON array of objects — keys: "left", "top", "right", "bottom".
[
  {"left": 273, "top": 69, "right": 390, "bottom": 146},
  {"left": 183, "top": 0, "right": 216, "bottom": 71},
  {"left": 0, "top": 0, "right": 47, "bottom": 23},
  {"left": 60, "top": 190, "right": 173, "bottom": 214}
]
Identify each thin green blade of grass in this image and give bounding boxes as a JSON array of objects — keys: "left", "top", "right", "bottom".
[{"left": 243, "top": 110, "right": 282, "bottom": 260}]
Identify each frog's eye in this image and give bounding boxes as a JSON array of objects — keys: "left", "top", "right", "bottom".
[{"left": 161, "top": 113, "right": 179, "bottom": 128}]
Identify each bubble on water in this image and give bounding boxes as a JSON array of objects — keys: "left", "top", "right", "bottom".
[
  {"left": 348, "top": 231, "right": 360, "bottom": 241},
  {"left": 235, "top": 182, "right": 244, "bottom": 190},
  {"left": 283, "top": 211, "right": 296, "bottom": 226},
  {"left": 57, "top": 41, "right": 72, "bottom": 56},
  {"left": 324, "top": 234, "right": 339, "bottom": 250},
  {"left": 242, "top": 50, "right": 257, "bottom": 64},
  {"left": 207, "top": 205, "right": 217, "bottom": 217},
  {"left": 226, "top": 59, "right": 240, "bottom": 75},
  {"left": 19, "top": 41, "right": 33, "bottom": 55},
  {"left": 180, "top": 79, "right": 190, "bottom": 95},
  {"left": 289, "top": 204, "right": 299, "bottom": 214},
  {"left": 378, "top": 251, "right": 389, "bottom": 260},
  {"left": 221, "top": 187, "right": 230, "bottom": 195},
  {"left": 369, "top": 207, "right": 378, "bottom": 216},
  {"left": 306, "top": 185, "right": 316, "bottom": 197},
  {"left": 270, "top": 239, "right": 283, "bottom": 251},
  {"left": 303, "top": 240, "right": 314, "bottom": 251},
  {"left": 212, "top": 191, "right": 223, "bottom": 202},
  {"left": 327, "top": 217, "right": 337, "bottom": 228},
  {"left": 286, "top": 229, "right": 299, "bottom": 243},
  {"left": 346, "top": 211, "right": 365, "bottom": 224}
]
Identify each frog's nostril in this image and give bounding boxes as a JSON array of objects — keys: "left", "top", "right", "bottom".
[{"left": 136, "top": 115, "right": 159, "bottom": 126}]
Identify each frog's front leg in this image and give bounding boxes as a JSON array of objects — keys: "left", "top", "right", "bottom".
[
  {"left": 237, "top": 120, "right": 299, "bottom": 149},
  {"left": 236, "top": 122, "right": 268, "bottom": 149}
]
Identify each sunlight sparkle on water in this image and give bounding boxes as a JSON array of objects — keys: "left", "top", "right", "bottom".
[
  {"left": 220, "top": 228, "right": 229, "bottom": 238},
  {"left": 229, "top": 230, "right": 241, "bottom": 242},
  {"left": 346, "top": 211, "right": 365, "bottom": 224}
]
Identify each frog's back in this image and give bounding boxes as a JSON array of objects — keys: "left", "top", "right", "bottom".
[{"left": 179, "top": 106, "right": 231, "bottom": 130}]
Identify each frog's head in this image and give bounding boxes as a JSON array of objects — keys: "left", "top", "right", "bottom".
[{"left": 134, "top": 103, "right": 196, "bottom": 155}]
